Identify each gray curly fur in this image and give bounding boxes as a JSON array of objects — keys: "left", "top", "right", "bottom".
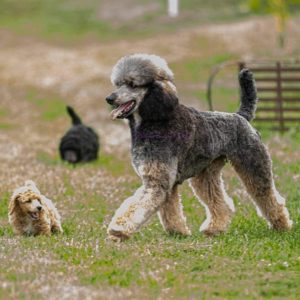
[
  {"left": 237, "top": 69, "right": 258, "bottom": 121},
  {"left": 106, "top": 54, "right": 292, "bottom": 241}
]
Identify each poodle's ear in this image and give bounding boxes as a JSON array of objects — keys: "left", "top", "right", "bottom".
[
  {"left": 8, "top": 195, "right": 20, "bottom": 215},
  {"left": 138, "top": 82, "right": 178, "bottom": 121}
]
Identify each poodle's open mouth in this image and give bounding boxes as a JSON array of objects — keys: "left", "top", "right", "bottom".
[
  {"left": 29, "top": 212, "right": 39, "bottom": 220},
  {"left": 110, "top": 100, "right": 136, "bottom": 120}
]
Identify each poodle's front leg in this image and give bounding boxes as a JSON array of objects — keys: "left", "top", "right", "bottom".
[
  {"left": 51, "top": 220, "right": 63, "bottom": 233},
  {"left": 107, "top": 185, "right": 167, "bottom": 241}
]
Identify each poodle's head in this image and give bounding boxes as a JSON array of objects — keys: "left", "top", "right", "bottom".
[
  {"left": 9, "top": 190, "right": 44, "bottom": 221},
  {"left": 106, "top": 54, "right": 179, "bottom": 121}
]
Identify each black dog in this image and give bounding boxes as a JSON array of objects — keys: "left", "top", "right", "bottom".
[{"left": 59, "top": 106, "right": 99, "bottom": 163}]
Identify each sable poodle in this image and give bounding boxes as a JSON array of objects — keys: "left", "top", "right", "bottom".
[
  {"left": 106, "top": 53, "right": 292, "bottom": 241},
  {"left": 8, "top": 180, "right": 63, "bottom": 236},
  {"left": 59, "top": 106, "right": 99, "bottom": 164}
]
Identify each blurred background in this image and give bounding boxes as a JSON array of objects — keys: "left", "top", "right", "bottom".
[
  {"left": 0, "top": 0, "right": 300, "bottom": 155},
  {"left": 0, "top": 1, "right": 300, "bottom": 138},
  {"left": 0, "top": 2, "right": 300, "bottom": 299}
]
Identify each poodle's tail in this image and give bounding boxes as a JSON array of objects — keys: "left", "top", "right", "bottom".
[
  {"left": 67, "top": 106, "right": 82, "bottom": 125},
  {"left": 237, "top": 69, "right": 258, "bottom": 122}
]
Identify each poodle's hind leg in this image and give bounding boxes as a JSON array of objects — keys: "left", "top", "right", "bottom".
[
  {"left": 158, "top": 184, "right": 191, "bottom": 236},
  {"left": 189, "top": 157, "right": 235, "bottom": 236},
  {"left": 230, "top": 142, "right": 292, "bottom": 230}
]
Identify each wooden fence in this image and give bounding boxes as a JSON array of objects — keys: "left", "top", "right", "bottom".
[{"left": 239, "top": 61, "right": 300, "bottom": 131}]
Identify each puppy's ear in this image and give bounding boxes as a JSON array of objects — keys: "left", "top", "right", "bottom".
[
  {"left": 138, "top": 82, "right": 178, "bottom": 121},
  {"left": 8, "top": 195, "right": 20, "bottom": 215}
]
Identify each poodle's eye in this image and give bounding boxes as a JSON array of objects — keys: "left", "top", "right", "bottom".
[
  {"left": 128, "top": 82, "right": 136, "bottom": 89},
  {"left": 26, "top": 199, "right": 32, "bottom": 203}
]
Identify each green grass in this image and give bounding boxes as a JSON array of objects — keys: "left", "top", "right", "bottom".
[
  {"left": 0, "top": 192, "right": 9, "bottom": 218},
  {"left": 0, "top": 0, "right": 253, "bottom": 42},
  {"left": 0, "top": 0, "right": 112, "bottom": 40},
  {"left": 36, "top": 151, "right": 62, "bottom": 166},
  {"left": 173, "top": 53, "right": 236, "bottom": 84},
  {"left": 0, "top": 123, "right": 14, "bottom": 130},
  {"left": 0, "top": 2, "right": 300, "bottom": 298},
  {"left": 1, "top": 134, "right": 299, "bottom": 299},
  {"left": 36, "top": 151, "right": 130, "bottom": 176},
  {"left": 0, "top": 107, "right": 14, "bottom": 130},
  {"left": 26, "top": 90, "right": 66, "bottom": 121},
  {"left": 1, "top": 85, "right": 300, "bottom": 299},
  {"left": 0, "top": 108, "right": 8, "bottom": 118}
]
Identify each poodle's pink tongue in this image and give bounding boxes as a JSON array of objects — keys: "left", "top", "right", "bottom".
[
  {"left": 110, "top": 101, "right": 135, "bottom": 120},
  {"left": 110, "top": 107, "right": 123, "bottom": 120}
]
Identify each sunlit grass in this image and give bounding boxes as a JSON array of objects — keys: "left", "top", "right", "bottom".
[
  {"left": 0, "top": 2, "right": 299, "bottom": 298},
  {"left": 0, "top": 0, "right": 254, "bottom": 42},
  {"left": 1, "top": 137, "right": 299, "bottom": 298}
]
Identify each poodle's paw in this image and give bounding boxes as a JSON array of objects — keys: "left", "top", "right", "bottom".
[
  {"left": 107, "top": 214, "right": 135, "bottom": 241},
  {"left": 182, "top": 228, "right": 192, "bottom": 236},
  {"left": 52, "top": 225, "right": 63, "bottom": 234},
  {"left": 200, "top": 221, "right": 229, "bottom": 237},
  {"left": 270, "top": 216, "right": 293, "bottom": 231},
  {"left": 166, "top": 227, "right": 191, "bottom": 237},
  {"left": 201, "top": 227, "right": 227, "bottom": 237},
  {"left": 107, "top": 229, "right": 130, "bottom": 242},
  {"left": 200, "top": 213, "right": 232, "bottom": 237}
]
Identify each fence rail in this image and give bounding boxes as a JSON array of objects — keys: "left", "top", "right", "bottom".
[
  {"left": 239, "top": 61, "right": 300, "bottom": 131},
  {"left": 207, "top": 60, "right": 300, "bottom": 131}
]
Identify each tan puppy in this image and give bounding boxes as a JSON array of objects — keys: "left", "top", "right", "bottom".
[{"left": 8, "top": 180, "right": 63, "bottom": 236}]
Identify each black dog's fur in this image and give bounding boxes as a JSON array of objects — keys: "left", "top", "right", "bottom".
[
  {"left": 138, "top": 82, "right": 178, "bottom": 121},
  {"left": 59, "top": 106, "right": 99, "bottom": 163}
]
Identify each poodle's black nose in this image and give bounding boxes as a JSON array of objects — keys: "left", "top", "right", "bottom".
[
  {"left": 106, "top": 93, "right": 117, "bottom": 105},
  {"left": 37, "top": 206, "right": 42, "bottom": 211}
]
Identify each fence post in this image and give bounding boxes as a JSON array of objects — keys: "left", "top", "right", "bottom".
[
  {"left": 168, "top": 0, "right": 179, "bottom": 17},
  {"left": 276, "top": 62, "right": 284, "bottom": 132}
]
